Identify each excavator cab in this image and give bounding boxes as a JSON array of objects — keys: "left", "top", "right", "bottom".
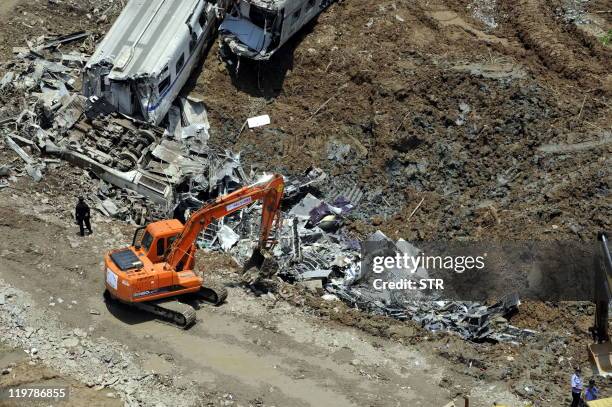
[{"left": 132, "top": 220, "right": 183, "bottom": 264}]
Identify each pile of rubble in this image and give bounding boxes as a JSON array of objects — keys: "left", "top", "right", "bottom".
[
  {"left": 195, "top": 168, "right": 536, "bottom": 343},
  {"left": 0, "top": 34, "right": 257, "bottom": 225}
]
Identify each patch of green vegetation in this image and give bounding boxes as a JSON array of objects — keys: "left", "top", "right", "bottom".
[{"left": 600, "top": 30, "right": 612, "bottom": 46}]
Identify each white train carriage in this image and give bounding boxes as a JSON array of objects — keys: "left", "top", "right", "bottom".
[
  {"left": 83, "top": 0, "right": 225, "bottom": 124},
  {"left": 219, "top": 0, "right": 331, "bottom": 61}
]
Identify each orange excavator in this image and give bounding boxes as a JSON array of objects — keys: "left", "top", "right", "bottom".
[{"left": 103, "top": 174, "right": 284, "bottom": 328}]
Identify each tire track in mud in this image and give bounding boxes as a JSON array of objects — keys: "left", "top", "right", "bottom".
[
  {"left": 510, "top": 0, "right": 579, "bottom": 75},
  {"left": 501, "top": 0, "right": 611, "bottom": 90}
]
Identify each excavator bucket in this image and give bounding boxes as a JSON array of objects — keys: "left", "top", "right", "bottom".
[
  {"left": 242, "top": 248, "right": 278, "bottom": 285},
  {"left": 243, "top": 248, "right": 278, "bottom": 275},
  {"left": 589, "top": 342, "right": 612, "bottom": 377}
]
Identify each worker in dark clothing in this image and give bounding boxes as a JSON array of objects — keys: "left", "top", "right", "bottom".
[{"left": 75, "top": 196, "right": 93, "bottom": 236}]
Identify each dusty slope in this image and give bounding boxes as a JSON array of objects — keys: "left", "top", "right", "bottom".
[{"left": 195, "top": 0, "right": 611, "bottom": 242}]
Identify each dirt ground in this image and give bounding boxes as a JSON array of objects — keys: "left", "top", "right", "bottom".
[
  {"left": 196, "top": 0, "right": 611, "bottom": 242},
  {"left": 0, "top": 182, "right": 526, "bottom": 406},
  {"left": 0, "top": 0, "right": 611, "bottom": 406}
]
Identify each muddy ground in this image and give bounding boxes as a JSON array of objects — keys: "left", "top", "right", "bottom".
[{"left": 0, "top": 0, "right": 611, "bottom": 406}]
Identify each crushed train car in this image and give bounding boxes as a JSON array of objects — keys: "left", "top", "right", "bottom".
[
  {"left": 219, "top": 0, "right": 331, "bottom": 60},
  {"left": 83, "top": 0, "right": 226, "bottom": 124}
]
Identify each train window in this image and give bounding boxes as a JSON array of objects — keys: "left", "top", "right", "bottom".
[
  {"left": 189, "top": 33, "right": 197, "bottom": 53},
  {"left": 158, "top": 75, "right": 171, "bottom": 94},
  {"left": 292, "top": 8, "right": 301, "bottom": 25},
  {"left": 176, "top": 54, "right": 185, "bottom": 73},
  {"left": 307, "top": 0, "right": 316, "bottom": 10},
  {"left": 198, "top": 10, "right": 207, "bottom": 28}
]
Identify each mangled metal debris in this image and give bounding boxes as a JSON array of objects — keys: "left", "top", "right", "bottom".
[
  {"left": 29, "top": 31, "right": 91, "bottom": 53},
  {"left": 83, "top": 0, "right": 226, "bottom": 124},
  {"left": 204, "top": 183, "right": 535, "bottom": 344},
  {"left": 180, "top": 96, "right": 210, "bottom": 127},
  {"left": 45, "top": 142, "right": 173, "bottom": 206},
  {"left": 4, "top": 135, "right": 45, "bottom": 182},
  {"left": 0, "top": 42, "right": 218, "bottom": 217},
  {"left": 219, "top": 0, "right": 334, "bottom": 60},
  {"left": 218, "top": 225, "right": 241, "bottom": 251}
]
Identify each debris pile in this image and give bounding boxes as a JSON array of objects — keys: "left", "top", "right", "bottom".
[
  {"left": 204, "top": 172, "right": 536, "bottom": 343},
  {"left": 0, "top": 35, "right": 252, "bottom": 225}
]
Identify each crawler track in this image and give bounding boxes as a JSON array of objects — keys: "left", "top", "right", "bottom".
[
  {"left": 104, "top": 290, "right": 197, "bottom": 329},
  {"left": 103, "top": 283, "right": 227, "bottom": 328}
]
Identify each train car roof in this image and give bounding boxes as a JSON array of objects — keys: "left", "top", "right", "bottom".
[{"left": 86, "top": 0, "right": 203, "bottom": 80}]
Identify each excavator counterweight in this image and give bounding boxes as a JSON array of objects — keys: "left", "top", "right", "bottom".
[{"left": 103, "top": 174, "right": 284, "bottom": 328}]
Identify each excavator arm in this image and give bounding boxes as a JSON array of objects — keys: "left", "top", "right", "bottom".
[{"left": 165, "top": 173, "right": 284, "bottom": 272}]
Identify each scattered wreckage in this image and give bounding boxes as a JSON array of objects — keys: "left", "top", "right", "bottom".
[
  {"left": 217, "top": 188, "right": 536, "bottom": 344},
  {"left": 0, "top": 31, "right": 249, "bottom": 223},
  {"left": 0, "top": 25, "right": 533, "bottom": 345},
  {"left": 83, "top": 0, "right": 337, "bottom": 125}
]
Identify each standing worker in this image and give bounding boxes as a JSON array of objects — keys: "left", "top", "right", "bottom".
[
  {"left": 75, "top": 196, "right": 93, "bottom": 237},
  {"left": 571, "top": 366, "right": 583, "bottom": 407}
]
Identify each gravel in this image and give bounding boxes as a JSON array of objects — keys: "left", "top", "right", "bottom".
[{"left": 0, "top": 280, "right": 199, "bottom": 407}]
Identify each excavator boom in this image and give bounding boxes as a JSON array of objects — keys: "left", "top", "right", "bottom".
[{"left": 166, "top": 173, "right": 284, "bottom": 272}]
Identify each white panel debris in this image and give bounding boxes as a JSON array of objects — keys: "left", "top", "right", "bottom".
[
  {"left": 180, "top": 97, "right": 210, "bottom": 127},
  {"left": 218, "top": 225, "right": 240, "bottom": 251},
  {"left": 0, "top": 72, "right": 15, "bottom": 90},
  {"left": 288, "top": 193, "right": 323, "bottom": 219},
  {"left": 167, "top": 105, "right": 183, "bottom": 140},
  {"left": 247, "top": 114, "right": 271, "bottom": 129},
  {"left": 4, "top": 135, "right": 45, "bottom": 182},
  {"left": 181, "top": 124, "right": 210, "bottom": 141}
]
